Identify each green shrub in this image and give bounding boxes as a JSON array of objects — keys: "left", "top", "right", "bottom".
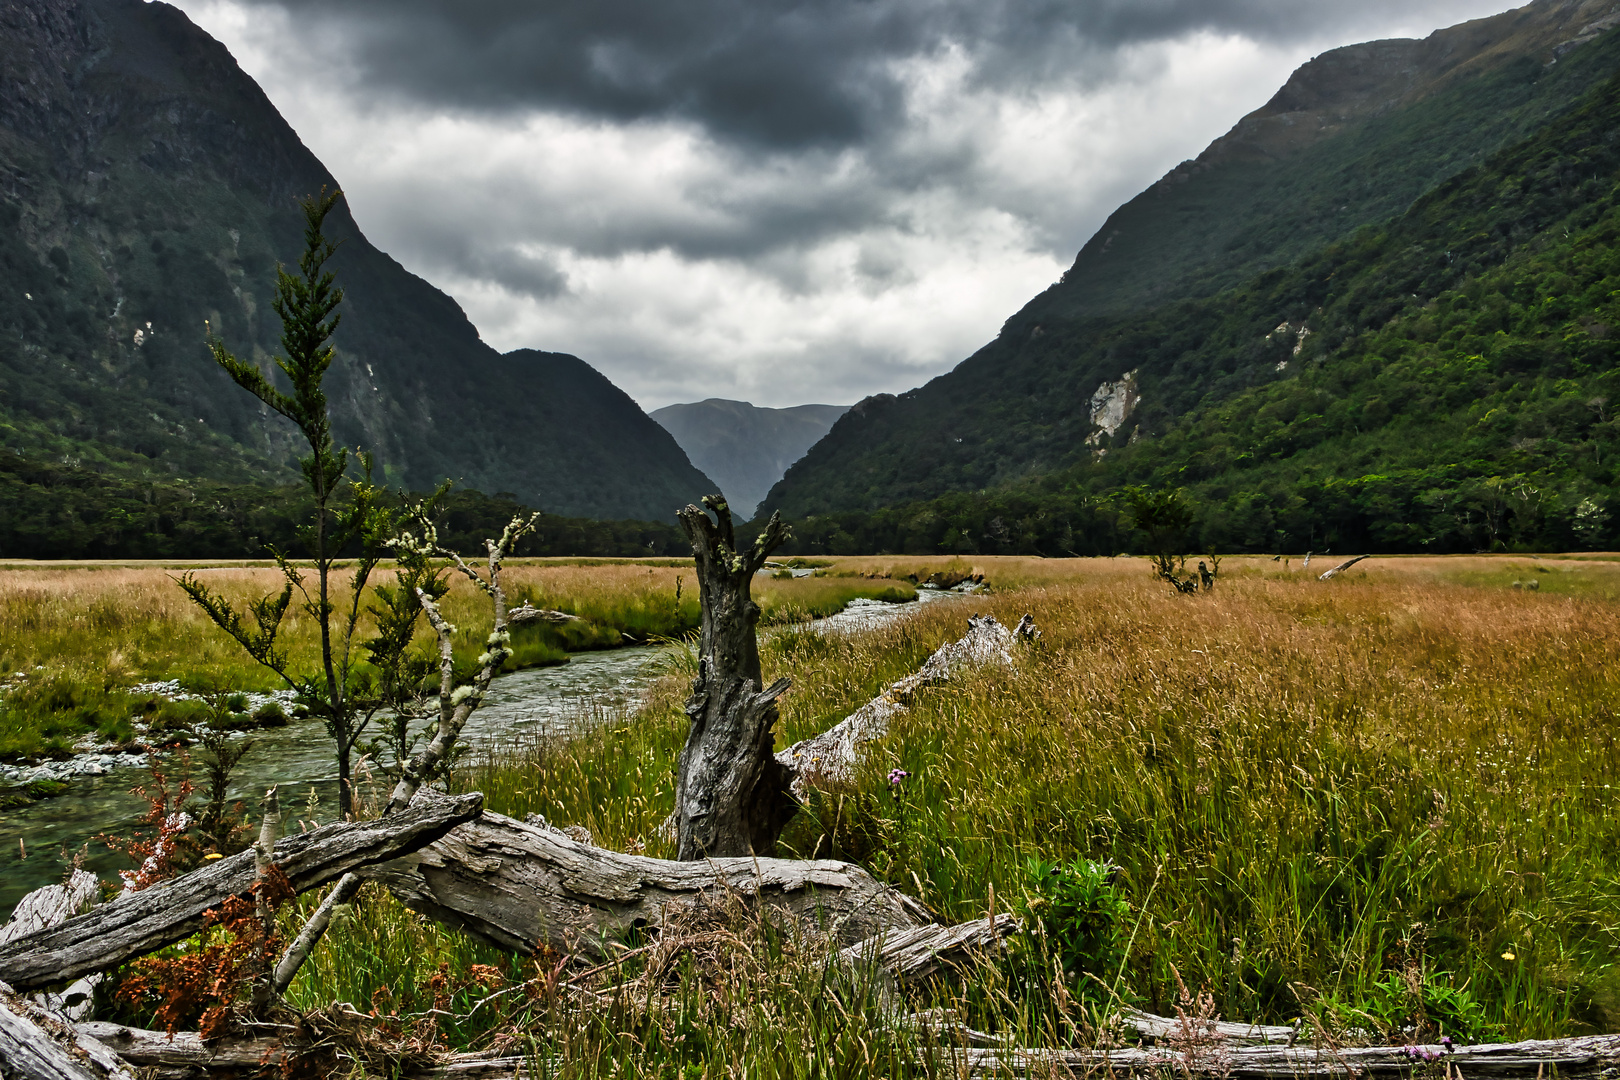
[
  {"left": 144, "top": 697, "right": 210, "bottom": 735},
  {"left": 1315, "top": 969, "right": 1499, "bottom": 1043},
  {"left": 250, "top": 700, "right": 289, "bottom": 727},
  {"left": 1021, "top": 857, "right": 1129, "bottom": 1003}
]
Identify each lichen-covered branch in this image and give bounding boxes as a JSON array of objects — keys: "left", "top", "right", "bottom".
[{"left": 269, "top": 514, "right": 538, "bottom": 998}]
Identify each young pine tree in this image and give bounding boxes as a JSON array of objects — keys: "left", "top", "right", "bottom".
[{"left": 179, "top": 190, "right": 429, "bottom": 819}]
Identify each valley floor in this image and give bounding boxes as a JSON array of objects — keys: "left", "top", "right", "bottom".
[{"left": 8, "top": 552, "right": 1620, "bottom": 1074}]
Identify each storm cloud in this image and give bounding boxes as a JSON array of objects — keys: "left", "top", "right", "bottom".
[
  {"left": 172, "top": 0, "right": 1518, "bottom": 407},
  {"left": 204, "top": 0, "right": 1517, "bottom": 147}
]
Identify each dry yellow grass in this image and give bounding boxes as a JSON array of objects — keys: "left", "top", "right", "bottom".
[{"left": 472, "top": 553, "right": 1620, "bottom": 1039}]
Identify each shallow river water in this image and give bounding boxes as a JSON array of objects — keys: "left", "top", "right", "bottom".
[{"left": 0, "top": 589, "right": 962, "bottom": 914}]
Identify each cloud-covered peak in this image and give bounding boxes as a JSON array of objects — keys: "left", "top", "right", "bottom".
[{"left": 171, "top": 0, "right": 1517, "bottom": 406}]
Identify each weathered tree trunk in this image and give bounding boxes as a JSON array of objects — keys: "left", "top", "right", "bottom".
[
  {"left": 672, "top": 495, "right": 795, "bottom": 859},
  {"left": 0, "top": 792, "right": 482, "bottom": 993},
  {"left": 361, "top": 808, "right": 930, "bottom": 957},
  {"left": 1, "top": 982, "right": 130, "bottom": 1080}
]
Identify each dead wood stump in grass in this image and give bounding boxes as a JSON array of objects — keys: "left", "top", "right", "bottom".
[{"left": 673, "top": 495, "right": 795, "bottom": 859}]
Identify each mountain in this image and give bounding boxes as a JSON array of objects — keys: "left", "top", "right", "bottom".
[
  {"left": 760, "top": 0, "right": 1620, "bottom": 531},
  {"left": 0, "top": 0, "right": 716, "bottom": 523},
  {"left": 649, "top": 399, "right": 848, "bottom": 520}
]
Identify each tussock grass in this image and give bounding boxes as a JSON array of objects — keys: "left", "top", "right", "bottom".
[
  {"left": 427, "top": 556, "right": 1620, "bottom": 1048},
  {"left": 76, "top": 554, "right": 1620, "bottom": 1071}
]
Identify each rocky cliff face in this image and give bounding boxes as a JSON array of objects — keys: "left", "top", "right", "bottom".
[
  {"left": 759, "top": 0, "right": 1620, "bottom": 520},
  {"left": 0, "top": 0, "right": 716, "bottom": 523}
]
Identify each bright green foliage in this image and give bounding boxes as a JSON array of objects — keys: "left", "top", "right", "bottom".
[
  {"left": 1020, "top": 858, "right": 1129, "bottom": 1004},
  {"left": 1313, "top": 967, "right": 1497, "bottom": 1044}
]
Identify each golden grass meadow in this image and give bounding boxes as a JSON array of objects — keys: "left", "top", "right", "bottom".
[{"left": 4, "top": 552, "right": 1620, "bottom": 1076}]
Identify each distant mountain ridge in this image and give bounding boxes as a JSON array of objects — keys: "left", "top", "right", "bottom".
[
  {"left": 650, "top": 399, "right": 848, "bottom": 521},
  {"left": 760, "top": 0, "right": 1620, "bottom": 525},
  {"left": 0, "top": 0, "right": 716, "bottom": 523}
]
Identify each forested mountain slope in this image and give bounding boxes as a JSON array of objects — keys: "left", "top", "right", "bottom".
[
  {"left": 768, "top": 20, "right": 1620, "bottom": 556},
  {"left": 0, "top": 0, "right": 715, "bottom": 522},
  {"left": 761, "top": 0, "right": 1620, "bottom": 526}
]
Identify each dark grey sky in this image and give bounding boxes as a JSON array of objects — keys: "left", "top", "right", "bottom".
[{"left": 174, "top": 0, "right": 1519, "bottom": 407}]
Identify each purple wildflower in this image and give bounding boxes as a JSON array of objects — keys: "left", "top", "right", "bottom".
[{"left": 887, "top": 767, "right": 910, "bottom": 787}]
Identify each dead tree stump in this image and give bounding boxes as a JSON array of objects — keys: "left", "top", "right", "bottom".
[{"left": 673, "top": 495, "right": 795, "bottom": 859}]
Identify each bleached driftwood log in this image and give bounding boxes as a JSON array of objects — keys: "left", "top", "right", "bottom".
[
  {"left": 77, "top": 1022, "right": 538, "bottom": 1079},
  {"left": 1, "top": 982, "right": 131, "bottom": 1080},
  {"left": 672, "top": 495, "right": 796, "bottom": 859},
  {"left": 92, "top": 1018, "right": 1620, "bottom": 1080},
  {"left": 75, "top": 1023, "right": 293, "bottom": 1071},
  {"left": 1319, "top": 554, "right": 1371, "bottom": 580},
  {"left": 2, "top": 871, "right": 107, "bottom": 1022},
  {"left": 941, "top": 1033, "right": 1620, "bottom": 1078},
  {"left": 0, "top": 792, "right": 483, "bottom": 993},
  {"left": 0, "top": 871, "right": 99, "bottom": 948},
  {"left": 777, "top": 613, "right": 1038, "bottom": 795},
  {"left": 507, "top": 602, "right": 581, "bottom": 624},
  {"left": 839, "top": 912, "right": 1019, "bottom": 984},
  {"left": 361, "top": 808, "right": 931, "bottom": 957},
  {"left": 1119, "top": 1006, "right": 1295, "bottom": 1045}
]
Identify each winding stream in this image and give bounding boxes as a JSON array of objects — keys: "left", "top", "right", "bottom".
[{"left": 0, "top": 589, "right": 962, "bottom": 914}]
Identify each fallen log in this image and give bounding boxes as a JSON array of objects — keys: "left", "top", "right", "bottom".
[
  {"left": 507, "top": 602, "right": 581, "bottom": 624},
  {"left": 76, "top": 1022, "right": 540, "bottom": 1079},
  {"left": 0, "top": 1006, "right": 108, "bottom": 1080},
  {"left": 777, "top": 613, "right": 1037, "bottom": 795},
  {"left": 1120, "top": 1005, "right": 1294, "bottom": 1045},
  {"left": 1, "top": 983, "right": 130, "bottom": 1080},
  {"left": 940, "top": 1033, "right": 1620, "bottom": 1078},
  {"left": 360, "top": 809, "right": 931, "bottom": 957},
  {"left": 1319, "top": 554, "right": 1371, "bottom": 580},
  {"left": 0, "top": 792, "right": 483, "bottom": 993},
  {"left": 840, "top": 913, "right": 1019, "bottom": 984},
  {"left": 98, "top": 1019, "right": 1620, "bottom": 1079},
  {"left": 75, "top": 1023, "right": 292, "bottom": 1071}
]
